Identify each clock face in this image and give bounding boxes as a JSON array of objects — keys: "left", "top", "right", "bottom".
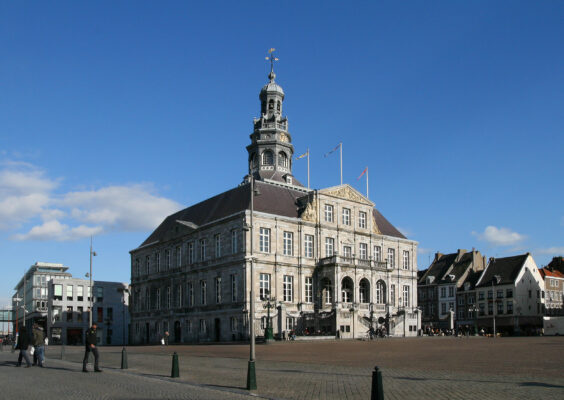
[{"left": 280, "top": 133, "right": 288, "bottom": 142}]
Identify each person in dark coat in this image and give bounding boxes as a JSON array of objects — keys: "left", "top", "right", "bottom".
[
  {"left": 82, "top": 323, "right": 101, "bottom": 372},
  {"left": 15, "top": 326, "right": 32, "bottom": 368},
  {"left": 32, "top": 324, "right": 46, "bottom": 367}
]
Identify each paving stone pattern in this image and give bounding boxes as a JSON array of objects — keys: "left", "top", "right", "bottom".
[{"left": 1, "top": 337, "right": 563, "bottom": 400}]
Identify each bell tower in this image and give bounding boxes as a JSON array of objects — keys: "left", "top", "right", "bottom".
[{"left": 246, "top": 49, "right": 299, "bottom": 186}]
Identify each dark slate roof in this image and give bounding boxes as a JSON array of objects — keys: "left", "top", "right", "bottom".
[
  {"left": 418, "top": 253, "right": 459, "bottom": 284},
  {"left": 373, "top": 209, "right": 406, "bottom": 239},
  {"left": 439, "top": 252, "right": 473, "bottom": 283},
  {"left": 476, "top": 254, "right": 529, "bottom": 287},
  {"left": 138, "top": 181, "right": 407, "bottom": 248},
  {"left": 460, "top": 270, "right": 482, "bottom": 291}
]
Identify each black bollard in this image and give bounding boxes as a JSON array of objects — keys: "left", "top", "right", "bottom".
[
  {"left": 371, "top": 366, "right": 384, "bottom": 400},
  {"left": 121, "top": 347, "right": 128, "bottom": 369},
  {"left": 60, "top": 344, "right": 65, "bottom": 360},
  {"left": 171, "top": 352, "right": 179, "bottom": 378},
  {"left": 246, "top": 360, "right": 257, "bottom": 390}
]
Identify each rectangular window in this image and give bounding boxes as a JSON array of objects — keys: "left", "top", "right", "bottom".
[
  {"left": 305, "top": 277, "right": 313, "bottom": 303},
  {"left": 156, "top": 252, "right": 161, "bottom": 272},
  {"left": 488, "top": 290, "right": 493, "bottom": 300},
  {"left": 403, "top": 285, "right": 410, "bottom": 307},
  {"left": 54, "top": 284, "right": 63, "bottom": 301},
  {"left": 200, "top": 280, "right": 207, "bottom": 305},
  {"left": 146, "top": 255, "right": 150, "bottom": 274},
  {"left": 324, "top": 204, "right": 334, "bottom": 222},
  {"left": 343, "top": 246, "right": 352, "bottom": 258},
  {"left": 77, "top": 306, "right": 83, "bottom": 322},
  {"left": 165, "top": 250, "right": 171, "bottom": 270},
  {"left": 177, "top": 284, "right": 182, "bottom": 307},
  {"left": 187, "top": 242, "right": 194, "bottom": 264},
  {"left": 479, "top": 291, "right": 485, "bottom": 300},
  {"left": 107, "top": 307, "right": 113, "bottom": 321},
  {"left": 215, "top": 234, "right": 221, "bottom": 258},
  {"left": 342, "top": 208, "right": 350, "bottom": 225},
  {"left": 145, "top": 288, "right": 150, "bottom": 310},
  {"left": 200, "top": 239, "right": 206, "bottom": 260},
  {"left": 283, "top": 275, "right": 293, "bottom": 302},
  {"left": 77, "top": 286, "right": 84, "bottom": 302},
  {"left": 507, "top": 301, "right": 513, "bottom": 314},
  {"left": 97, "top": 307, "right": 103, "bottom": 323},
  {"left": 403, "top": 250, "right": 410, "bottom": 270},
  {"left": 448, "top": 286, "right": 454, "bottom": 297},
  {"left": 387, "top": 248, "right": 395, "bottom": 269},
  {"left": 156, "top": 288, "right": 161, "bottom": 310},
  {"left": 186, "top": 320, "right": 192, "bottom": 333},
  {"left": 215, "top": 277, "right": 222, "bottom": 304},
  {"left": 96, "top": 287, "right": 103, "bottom": 303},
  {"left": 187, "top": 283, "right": 194, "bottom": 307},
  {"left": 458, "top": 296, "right": 465, "bottom": 306},
  {"left": 359, "top": 243, "right": 368, "bottom": 260},
  {"left": 231, "top": 274, "right": 237, "bottom": 302},
  {"left": 260, "top": 273, "right": 271, "bottom": 300},
  {"left": 67, "top": 306, "right": 73, "bottom": 322},
  {"left": 286, "top": 317, "right": 296, "bottom": 331},
  {"left": 325, "top": 237, "right": 335, "bottom": 257},
  {"left": 373, "top": 246, "right": 381, "bottom": 262},
  {"left": 135, "top": 259, "right": 140, "bottom": 277},
  {"left": 230, "top": 317, "right": 238, "bottom": 332},
  {"left": 283, "top": 231, "right": 293, "bottom": 256},
  {"left": 497, "top": 301, "right": 503, "bottom": 314},
  {"left": 231, "top": 230, "right": 238, "bottom": 254},
  {"left": 304, "top": 235, "right": 314, "bottom": 258},
  {"left": 166, "top": 286, "right": 171, "bottom": 309},
  {"left": 390, "top": 284, "right": 396, "bottom": 306},
  {"left": 176, "top": 246, "right": 181, "bottom": 267},
  {"left": 199, "top": 319, "right": 207, "bottom": 333},
  {"left": 440, "top": 287, "right": 446, "bottom": 298},
  {"left": 359, "top": 211, "right": 367, "bottom": 229},
  {"left": 259, "top": 228, "right": 271, "bottom": 253},
  {"left": 441, "top": 303, "right": 446, "bottom": 314},
  {"left": 66, "top": 285, "right": 73, "bottom": 301},
  {"left": 497, "top": 289, "right": 503, "bottom": 299},
  {"left": 488, "top": 301, "right": 493, "bottom": 315}
]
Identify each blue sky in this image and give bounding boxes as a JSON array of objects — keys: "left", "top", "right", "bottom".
[{"left": 1, "top": 1, "right": 563, "bottom": 307}]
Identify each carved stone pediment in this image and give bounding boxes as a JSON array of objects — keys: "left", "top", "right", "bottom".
[
  {"left": 300, "top": 198, "right": 318, "bottom": 222},
  {"left": 321, "top": 185, "right": 373, "bottom": 206},
  {"left": 372, "top": 214, "right": 381, "bottom": 235}
]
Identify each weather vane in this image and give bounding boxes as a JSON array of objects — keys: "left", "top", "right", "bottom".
[{"left": 265, "top": 48, "right": 279, "bottom": 74}]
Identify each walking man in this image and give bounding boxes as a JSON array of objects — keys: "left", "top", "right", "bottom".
[
  {"left": 82, "top": 323, "right": 102, "bottom": 372},
  {"left": 15, "top": 326, "right": 32, "bottom": 368},
  {"left": 32, "top": 324, "right": 45, "bottom": 367}
]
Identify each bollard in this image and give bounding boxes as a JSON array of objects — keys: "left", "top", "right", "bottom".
[
  {"left": 60, "top": 344, "right": 65, "bottom": 360},
  {"left": 371, "top": 366, "right": 384, "bottom": 400},
  {"left": 171, "top": 352, "right": 179, "bottom": 378},
  {"left": 121, "top": 347, "right": 128, "bottom": 369},
  {"left": 246, "top": 360, "right": 257, "bottom": 390}
]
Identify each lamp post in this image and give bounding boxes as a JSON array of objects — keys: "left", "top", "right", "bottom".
[
  {"left": 117, "top": 286, "right": 129, "bottom": 369},
  {"left": 263, "top": 290, "right": 276, "bottom": 342},
  {"left": 88, "top": 237, "right": 97, "bottom": 327},
  {"left": 468, "top": 305, "right": 479, "bottom": 335},
  {"left": 491, "top": 275, "right": 501, "bottom": 338}
]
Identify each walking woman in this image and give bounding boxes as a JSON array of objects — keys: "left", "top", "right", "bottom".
[{"left": 15, "top": 326, "right": 32, "bottom": 368}]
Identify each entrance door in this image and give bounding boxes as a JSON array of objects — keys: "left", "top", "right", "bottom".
[
  {"left": 214, "top": 318, "right": 221, "bottom": 342},
  {"left": 174, "top": 321, "right": 181, "bottom": 343}
]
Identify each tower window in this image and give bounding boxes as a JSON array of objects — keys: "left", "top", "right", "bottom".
[
  {"left": 277, "top": 100, "right": 281, "bottom": 111},
  {"left": 268, "top": 99, "right": 274, "bottom": 110},
  {"left": 278, "top": 152, "right": 288, "bottom": 168},
  {"left": 262, "top": 151, "right": 273, "bottom": 166}
]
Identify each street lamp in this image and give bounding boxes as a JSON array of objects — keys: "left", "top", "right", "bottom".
[
  {"left": 117, "top": 286, "right": 129, "bottom": 369},
  {"left": 491, "top": 275, "right": 501, "bottom": 338},
  {"left": 263, "top": 289, "right": 276, "bottom": 342},
  {"left": 468, "top": 305, "right": 479, "bottom": 335},
  {"left": 88, "top": 236, "right": 97, "bottom": 327}
]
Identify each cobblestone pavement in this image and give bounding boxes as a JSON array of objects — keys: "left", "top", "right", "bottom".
[{"left": 2, "top": 337, "right": 563, "bottom": 399}]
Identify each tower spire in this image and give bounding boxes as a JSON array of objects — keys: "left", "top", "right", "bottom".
[{"left": 265, "top": 48, "right": 278, "bottom": 82}]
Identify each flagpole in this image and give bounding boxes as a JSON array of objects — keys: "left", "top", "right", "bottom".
[
  {"left": 339, "top": 142, "right": 343, "bottom": 185},
  {"left": 366, "top": 167, "right": 369, "bottom": 199},
  {"left": 307, "top": 148, "right": 310, "bottom": 189}
]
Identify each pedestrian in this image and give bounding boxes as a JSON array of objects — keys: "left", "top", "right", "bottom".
[
  {"left": 164, "top": 331, "right": 170, "bottom": 345},
  {"left": 15, "top": 326, "right": 32, "bottom": 368},
  {"left": 32, "top": 324, "right": 46, "bottom": 367},
  {"left": 82, "top": 323, "right": 102, "bottom": 372}
]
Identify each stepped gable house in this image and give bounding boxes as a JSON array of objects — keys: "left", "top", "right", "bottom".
[{"left": 129, "top": 64, "right": 420, "bottom": 343}]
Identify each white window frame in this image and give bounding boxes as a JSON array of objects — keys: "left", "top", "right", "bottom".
[
  {"left": 305, "top": 276, "right": 313, "bottom": 303},
  {"left": 325, "top": 237, "right": 335, "bottom": 257},
  {"left": 359, "top": 243, "right": 368, "bottom": 260},
  {"left": 324, "top": 204, "right": 334, "bottom": 222},
  {"left": 342, "top": 208, "right": 350, "bottom": 225},
  {"left": 373, "top": 246, "right": 381, "bottom": 262},
  {"left": 283, "top": 231, "right": 293, "bottom": 256},
  {"left": 200, "top": 280, "right": 207, "bottom": 305},
  {"left": 402, "top": 250, "right": 410, "bottom": 270},
  {"left": 215, "top": 234, "right": 221, "bottom": 258},
  {"left": 304, "top": 234, "right": 314, "bottom": 258},
  {"left": 259, "top": 273, "right": 271, "bottom": 300},
  {"left": 283, "top": 275, "right": 293, "bottom": 302},
  {"left": 231, "top": 230, "right": 238, "bottom": 254},
  {"left": 359, "top": 211, "right": 367, "bottom": 229},
  {"left": 259, "top": 228, "right": 271, "bottom": 253},
  {"left": 387, "top": 248, "right": 395, "bottom": 269},
  {"left": 215, "top": 276, "right": 222, "bottom": 304}
]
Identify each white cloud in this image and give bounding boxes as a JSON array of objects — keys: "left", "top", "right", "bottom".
[
  {"left": 1, "top": 161, "right": 182, "bottom": 241},
  {"left": 12, "top": 220, "right": 103, "bottom": 241},
  {"left": 536, "top": 247, "right": 564, "bottom": 256},
  {"left": 473, "top": 226, "right": 526, "bottom": 246},
  {"left": 417, "top": 247, "right": 433, "bottom": 255}
]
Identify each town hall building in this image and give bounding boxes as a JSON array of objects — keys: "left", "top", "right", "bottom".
[{"left": 129, "top": 61, "right": 420, "bottom": 343}]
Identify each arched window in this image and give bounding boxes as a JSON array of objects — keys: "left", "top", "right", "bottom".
[
  {"left": 262, "top": 151, "right": 273, "bottom": 165},
  {"left": 268, "top": 99, "right": 274, "bottom": 110},
  {"left": 277, "top": 100, "right": 281, "bottom": 111},
  {"left": 278, "top": 152, "right": 288, "bottom": 168},
  {"left": 341, "top": 277, "right": 354, "bottom": 303},
  {"left": 321, "top": 278, "right": 332, "bottom": 304},
  {"left": 375, "top": 280, "right": 386, "bottom": 304},
  {"left": 359, "top": 279, "right": 370, "bottom": 303}
]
